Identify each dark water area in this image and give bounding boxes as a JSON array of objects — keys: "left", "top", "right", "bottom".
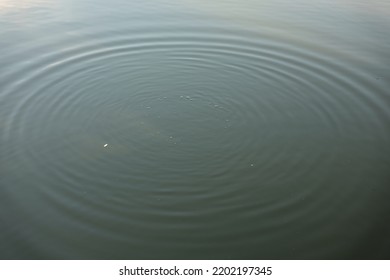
[{"left": 1, "top": 0, "right": 389, "bottom": 259}]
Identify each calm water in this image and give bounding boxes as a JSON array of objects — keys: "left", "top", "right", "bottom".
[{"left": 1, "top": 0, "right": 389, "bottom": 259}]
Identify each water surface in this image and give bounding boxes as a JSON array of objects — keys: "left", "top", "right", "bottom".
[{"left": 1, "top": 0, "right": 390, "bottom": 259}]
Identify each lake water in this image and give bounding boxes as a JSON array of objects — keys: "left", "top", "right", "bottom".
[{"left": 1, "top": 0, "right": 389, "bottom": 259}]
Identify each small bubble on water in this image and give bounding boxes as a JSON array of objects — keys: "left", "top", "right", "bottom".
[{"left": 250, "top": 163, "right": 254, "bottom": 167}]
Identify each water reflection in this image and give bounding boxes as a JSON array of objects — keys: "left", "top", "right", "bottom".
[{"left": 0, "top": 0, "right": 35, "bottom": 10}]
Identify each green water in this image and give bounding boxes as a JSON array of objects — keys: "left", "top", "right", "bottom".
[{"left": 1, "top": 0, "right": 389, "bottom": 259}]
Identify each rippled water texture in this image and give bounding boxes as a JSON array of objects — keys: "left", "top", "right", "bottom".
[{"left": 1, "top": 0, "right": 390, "bottom": 259}]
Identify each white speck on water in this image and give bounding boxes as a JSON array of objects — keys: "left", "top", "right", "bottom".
[
  {"left": 180, "top": 95, "right": 184, "bottom": 98},
  {"left": 186, "top": 96, "right": 190, "bottom": 99},
  {"left": 104, "top": 144, "right": 108, "bottom": 148},
  {"left": 146, "top": 106, "right": 151, "bottom": 109},
  {"left": 250, "top": 163, "right": 254, "bottom": 167}
]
